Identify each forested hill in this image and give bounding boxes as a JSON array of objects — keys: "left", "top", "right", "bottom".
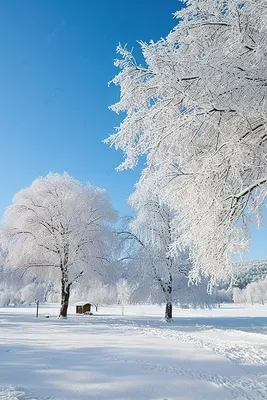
[{"left": 233, "top": 260, "right": 267, "bottom": 289}]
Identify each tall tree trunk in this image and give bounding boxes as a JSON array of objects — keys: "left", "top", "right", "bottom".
[
  {"left": 165, "top": 272, "right": 173, "bottom": 321},
  {"left": 59, "top": 280, "right": 70, "bottom": 318},
  {"left": 165, "top": 301, "right": 172, "bottom": 320},
  {"left": 59, "top": 245, "right": 70, "bottom": 318}
]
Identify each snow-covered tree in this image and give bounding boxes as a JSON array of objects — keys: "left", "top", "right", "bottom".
[
  {"left": 126, "top": 188, "right": 194, "bottom": 320},
  {"left": 71, "top": 279, "right": 117, "bottom": 311},
  {"left": 130, "top": 197, "right": 178, "bottom": 320},
  {"left": 1, "top": 173, "right": 116, "bottom": 317},
  {"left": 117, "top": 191, "right": 217, "bottom": 318},
  {"left": 234, "top": 277, "right": 267, "bottom": 305},
  {"left": 0, "top": 264, "right": 52, "bottom": 306},
  {"left": 233, "top": 287, "right": 244, "bottom": 304},
  {"left": 20, "top": 282, "right": 46, "bottom": 305},
  {"left": 105, "top": 0, "right": 267, "bottom": 284},
  {"left": 0, "top": 266, "right": 20, "bottom": 306},
  {"left": 116, "top": 278, "right": 131, "bottom": 315},
  {"left": 90, "top": 282, "right": 112, "bottom": 311}
]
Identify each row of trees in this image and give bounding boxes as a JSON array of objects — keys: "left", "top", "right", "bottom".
[
  {"left": 2, "top": 171, "right": 264, "bottom": 319},
  {"left": 0, "top": 267, "right": 131, "bottom": 315},
  {"left": 0, "top": 172, "right": 217, "bottom": 319},
  {"left": 233, "top": 278, "right": 267, "bottom": 305}
]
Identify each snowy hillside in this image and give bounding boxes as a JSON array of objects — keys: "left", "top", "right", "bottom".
[{"left": 233, "top": 260, "right": 267, "bottom": 288}]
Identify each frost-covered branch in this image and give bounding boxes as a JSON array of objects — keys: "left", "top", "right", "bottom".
[{"left": 106, "top": 0, "right": 267, "bottom": 283}]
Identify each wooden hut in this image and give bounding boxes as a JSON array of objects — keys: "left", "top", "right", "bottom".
[{"left": 75, "top": 302, "right": 92, "bottom": 314}]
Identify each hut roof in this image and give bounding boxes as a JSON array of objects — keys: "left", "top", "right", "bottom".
[{"left": 75, "top": 301, "right": 91, "bottom": 306}]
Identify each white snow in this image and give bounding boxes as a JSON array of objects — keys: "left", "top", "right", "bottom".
[{"left": 1, "top": 304, "right": 267, "bottom": 399}]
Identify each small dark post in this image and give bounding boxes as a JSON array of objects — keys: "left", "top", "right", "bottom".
[{"left": 36, "top": 300, "right": 39, "bottom": 318}]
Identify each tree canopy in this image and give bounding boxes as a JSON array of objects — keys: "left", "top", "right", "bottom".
[
  {"left": 1, "top": 173, "right": 117, "bottom": 316},
  {"left": 105, "top": 0, "right": 267, "bottom": 283}
]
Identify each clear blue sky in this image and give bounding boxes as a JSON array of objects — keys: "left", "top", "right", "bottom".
[{"left": 0, "top": 0, "right": 266, "bottom": 260}]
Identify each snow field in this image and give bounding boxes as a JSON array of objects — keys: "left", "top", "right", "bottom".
[{"left": 1, "top": 304, "right": 267, "bottom": 399}]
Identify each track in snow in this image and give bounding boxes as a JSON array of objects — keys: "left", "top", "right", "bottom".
[
  {"left": 94, "top": 319, "right": 267, "bottom": 366},
  {"left": 100, "top": 354, "right": 267, "bottom": 400}
]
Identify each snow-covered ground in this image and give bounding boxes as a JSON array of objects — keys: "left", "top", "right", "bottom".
[{"left": 1, "top": 304, "right": 267, "bottom": 400}]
